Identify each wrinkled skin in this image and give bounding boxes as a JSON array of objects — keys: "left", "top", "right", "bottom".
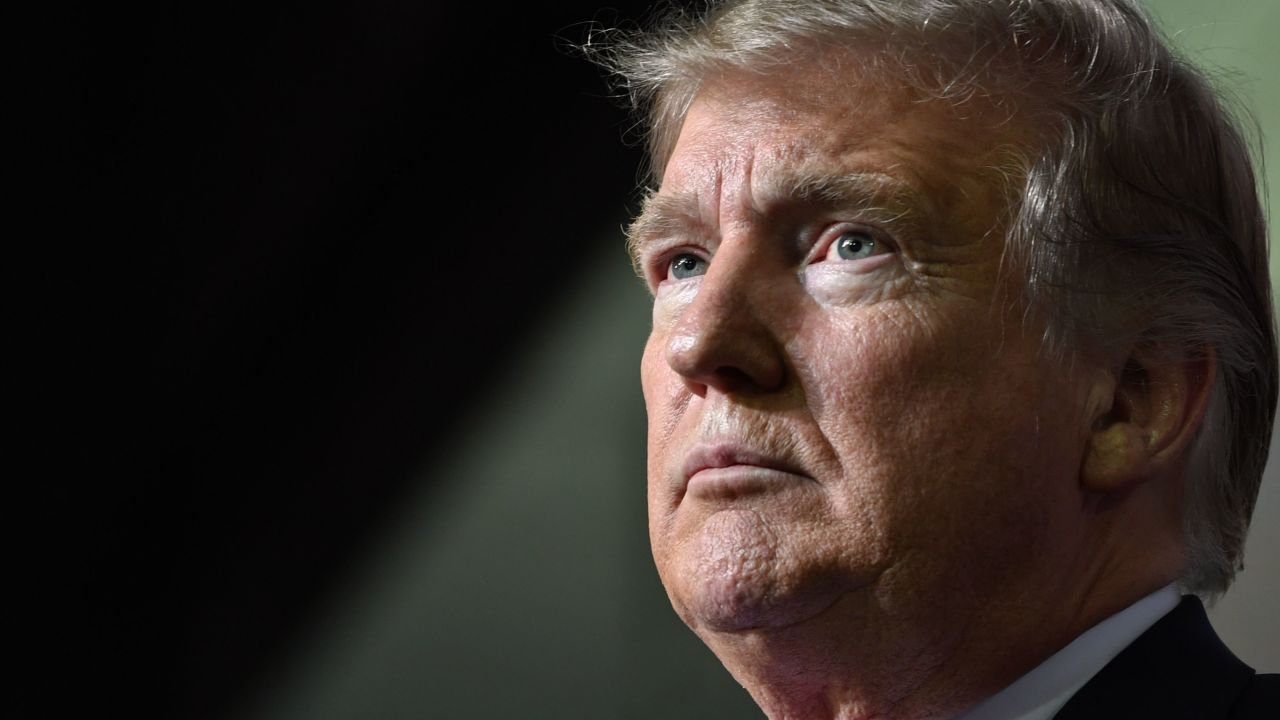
[{"left": 632, "top": 61, "right": 1141, "bottom": 719}]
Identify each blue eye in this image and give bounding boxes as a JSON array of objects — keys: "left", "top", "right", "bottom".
[
  {"left": 669, "top": 253, "right": 708, "bottom": 280},
  {"left": 834, "top": 231, "right": 876, "bottom": 260}
]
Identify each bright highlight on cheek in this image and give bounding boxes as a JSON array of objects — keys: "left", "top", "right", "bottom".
[
  {"left": 653, "top": 277, "right": 700, "bottom": 325},
  {"left": 802, "top": 256, "right": 902, "bottom": 306}
]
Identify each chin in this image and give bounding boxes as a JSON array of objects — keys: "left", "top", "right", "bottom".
[
  {"left": 679, "top": 577, "right": 840, "bottom": 634},
  {"left": 665, "top": 509, "right": 844, "bottom": 634},
  {"left": 677, "top": 569, "right": 785, "bottom": 633}
]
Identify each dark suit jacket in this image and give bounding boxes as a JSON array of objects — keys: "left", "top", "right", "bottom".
[{"left": 1053, "top": 596, "right": 1277, "bottom": 719}]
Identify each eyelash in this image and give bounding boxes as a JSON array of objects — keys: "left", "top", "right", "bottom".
[
  {"left": 649, "top": 245, "right": 708, "bottom": 285},
  {"left": 811, "top": 223, "right": 894, "bottom": 264},
  {"left": 650, "top": 223, "right": 895, "bottom": 284}
]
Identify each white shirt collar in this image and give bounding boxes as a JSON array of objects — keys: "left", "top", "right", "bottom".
[{"left": 953, "top": 584, "right": 1181, "bottom": 720}]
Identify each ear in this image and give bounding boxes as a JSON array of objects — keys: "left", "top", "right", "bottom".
[{"left": 1081, "top": 347, "right": 1216, "bottom": 492}]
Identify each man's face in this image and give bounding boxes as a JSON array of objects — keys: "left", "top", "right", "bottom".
[{"left": 634, "top": 65, "right": 1096, "bottom": 647}]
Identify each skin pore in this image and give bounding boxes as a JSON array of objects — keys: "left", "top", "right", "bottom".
[{"left": 634, "top": 57, "right": 1205, "bottom": 720}]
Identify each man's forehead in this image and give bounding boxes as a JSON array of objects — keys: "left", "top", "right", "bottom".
[
  {"left": 653, "top": 107, "right": 988, "bottom": 231},
  {"left": 662, "top": 71, "right": 1014, "bottom": 198},
  {"left": 658, "top": 100, "right": 920, "bottom": 220},
  {"left": 648, "top": 167, "right": 930, "bottom": 222},
  {"left": 691, "top": 56, "right": 917, "bottom": 126},
  {"left": 630, "top": 73, "right": 1025, "bottom": 266},
  {"left": 627, "top": 164, "right": 940, "bottom": 271},
  {"left": 664, "top": 83, "right": 908, "bottom": 185}
]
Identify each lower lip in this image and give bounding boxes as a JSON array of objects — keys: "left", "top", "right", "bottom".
[{"left": 685, "top": 465, "right": 807, "bottom": 500}]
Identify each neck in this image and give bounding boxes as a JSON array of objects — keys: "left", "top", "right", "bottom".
[
  {"left": 701, "top": 591, "right": 1069, "bottom": 719},
  {"left": 701, "top": 552, "right": 1179, "bottom": 719},
  {"left": 696, "top": 475, "right": 1187, "bottom": 719}
]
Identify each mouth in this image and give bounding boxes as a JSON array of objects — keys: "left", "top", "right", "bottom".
[{"left": 680, "top": 443, "right": 811, "bottom": 501}]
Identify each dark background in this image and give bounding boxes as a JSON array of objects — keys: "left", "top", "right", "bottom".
[
  {"left": 29, "top": 1, "right": 1277, "bottom": 718},
  {"left": 37, "top": 2, "right": 680, "bottom": 717}
]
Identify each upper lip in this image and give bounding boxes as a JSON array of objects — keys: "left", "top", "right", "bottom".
[{"left": 681, "top": 442, "right": 807, "bottom": 484}]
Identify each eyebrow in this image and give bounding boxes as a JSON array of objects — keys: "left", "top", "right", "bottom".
[
  {"left": 625, "top": 190, "right": 709, "bottom": 276},
  {"left": 625, "top": 170, "right": 933, "bottom": 273}
]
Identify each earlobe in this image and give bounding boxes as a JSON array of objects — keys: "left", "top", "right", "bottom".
[{"left": 1080, "top": 348, "right": 1216, "bottom": 493}]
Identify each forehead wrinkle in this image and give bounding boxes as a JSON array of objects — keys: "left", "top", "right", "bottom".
[
  {"left": 877, "top": 126, "right": 1019, "bottom": 235},
  {"left": 751, "top": 166, "right": 938, "bottom": 237},
  {"left": 712, "top": 143, "right": 769, "bottom": 242},
  {"left": 627, "top": 142, "right": 759, "bottom": 266},
  {"left": 627, "top": 190, "right": 715, "bottom": 272}
]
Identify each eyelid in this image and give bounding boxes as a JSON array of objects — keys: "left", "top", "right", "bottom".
[
  {"left": 811, "top": 222, "right": 897, "bottom": 264},
  {"left": 646, "top": 241, "right": 711, "bottom": 286}
]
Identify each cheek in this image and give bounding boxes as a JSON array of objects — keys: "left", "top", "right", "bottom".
[
  {"left": 640, "top": 327, "right": 687, "bottom": 542},
  {"left": 795, "top": 304, "right": 960, "bottom": 442},
  {"left": 795, "top": 302, "right": 1060, "bottom": 530},
  {"left": 641, "top": 282, "right": 698, "bottom": 419},
  {"left": 640, "top": 329, "right": 684, "bottom": 453},
  {"left": 639, "top": 332, "right": 666, "bottom": 418},
  {"left": 642, "top": 282, "right": 710, "bottom": 467}
]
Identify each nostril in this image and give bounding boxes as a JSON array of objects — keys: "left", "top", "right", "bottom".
[{"left": 711, "top": 366, "right": 756, "bottom": 393}]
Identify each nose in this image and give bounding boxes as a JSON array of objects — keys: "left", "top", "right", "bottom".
[{"left": 665, "top": 257, "right": 787, "bottom": 396}]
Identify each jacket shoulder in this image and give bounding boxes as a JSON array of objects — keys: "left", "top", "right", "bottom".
[
  {"left": 1227, "top": 672, "right": 1279, "bottom": 720},
  {"left": 1054, "top": 596, "right": 1269, "bottom": 720}
]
